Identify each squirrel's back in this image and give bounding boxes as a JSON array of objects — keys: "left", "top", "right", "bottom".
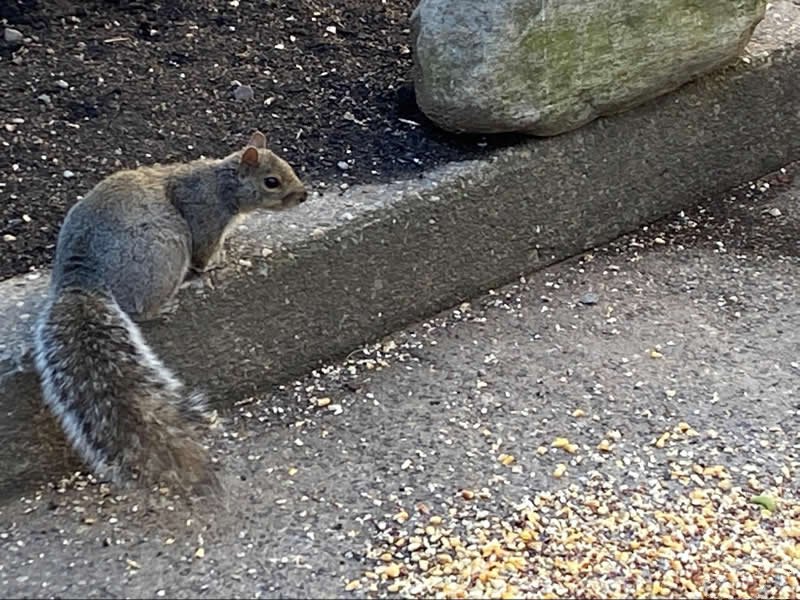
[{"left": 52, "top": 164, "right": 194, "bottom": 321}]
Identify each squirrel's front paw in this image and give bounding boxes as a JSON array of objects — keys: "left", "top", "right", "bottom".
[{"left": 202, "top": 246, "right": 227, "bottom": 272}]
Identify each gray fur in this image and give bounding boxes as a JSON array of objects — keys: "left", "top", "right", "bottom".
[{"left": 53, "top": 178, "right": 193, "bottom": 320}]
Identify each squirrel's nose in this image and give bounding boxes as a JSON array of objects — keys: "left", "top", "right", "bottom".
[{"left": 283, "top": 188, "right": 308, "bottom": 207}]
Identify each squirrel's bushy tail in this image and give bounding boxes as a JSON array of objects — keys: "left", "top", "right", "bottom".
[{"left": 33, "top": 287, "right": 217, "bottom": 493}]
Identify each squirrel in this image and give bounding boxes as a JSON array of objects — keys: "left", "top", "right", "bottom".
[{"left": 32, "top": 130, "right": 308, "bottom": 494}]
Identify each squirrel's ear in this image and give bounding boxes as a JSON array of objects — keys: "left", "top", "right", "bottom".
[
  {"left": 241, "top": 147, "right": 260, "bottom": 168},
  {"left": 248, "top": 130, "right": 267, "bottom": 149}
]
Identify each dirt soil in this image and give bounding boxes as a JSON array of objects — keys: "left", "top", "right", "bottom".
[{"left": 0, "top": 0, "right": 524, "bottom": 282}]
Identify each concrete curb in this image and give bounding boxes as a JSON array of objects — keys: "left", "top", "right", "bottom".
[{"left": 1, "top": 1, "right": 799, "bottom": 499}]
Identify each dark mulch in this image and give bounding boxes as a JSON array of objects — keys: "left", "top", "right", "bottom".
[{"left": 0, "top": 0, "right": 525, "bottom": 281}]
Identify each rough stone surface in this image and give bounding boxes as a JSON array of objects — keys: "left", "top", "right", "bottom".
[
  {"left": 411, "top": 0, "right": 767, "bottom": 135},
  {"left": 0, "top": 0, "right": 798, "bottom": 499}
]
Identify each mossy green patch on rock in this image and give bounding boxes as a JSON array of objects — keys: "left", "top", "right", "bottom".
[{"left": 411, "top": 0, "right": 767, "bottom": 135}]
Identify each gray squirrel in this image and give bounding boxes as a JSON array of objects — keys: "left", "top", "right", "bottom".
[{"left": 32, "top": 131, "right": 307, "bottom": 493}]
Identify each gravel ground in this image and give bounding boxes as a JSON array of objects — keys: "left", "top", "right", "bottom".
[
  {"left": 0, "top": 165, "right": 798, "bottom": 598},
  {"left": 0, "top": 0, "right": 524, "bottom": 281}
]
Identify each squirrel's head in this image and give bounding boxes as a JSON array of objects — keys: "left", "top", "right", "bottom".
[{"left": 233, "top": 130, "right": 308, "bottom": 212}]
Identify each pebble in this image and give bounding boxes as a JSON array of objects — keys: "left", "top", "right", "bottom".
[
  {"left": 55, "top": 80, "right": 69, "bottom": 89},
  {"left": 3, "top": 234, "right": 17, "bottom": 242},
  {"left": 337, "top": 161, "right": 350, "bottom": 171},
  {"left": 232, "top": 83, "right": 254, "bottom": 101},
  {"left": 63, "top": 170, "right": 75, "bottom": 179},
  {"left": 579, "top": 291, "right": 600, "bottom": 305},
  {"left": 767, "top": 207, "right": 782, "bottom": 217},
  {"left": 4, "top": 27, "right": 24, "bottom": 45}
]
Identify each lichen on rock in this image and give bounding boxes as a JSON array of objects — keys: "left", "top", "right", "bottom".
[{"left": 411, "top": 0, "right": 767, "bottom": 136}]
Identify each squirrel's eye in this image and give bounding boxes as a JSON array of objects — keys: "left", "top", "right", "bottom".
[{"left": 264, "top": 176, "right": 281, "bottom": 189}]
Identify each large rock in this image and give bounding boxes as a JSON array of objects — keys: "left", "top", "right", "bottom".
[{"left": 410, "top": 0, "right": 767, "bottom": 136}]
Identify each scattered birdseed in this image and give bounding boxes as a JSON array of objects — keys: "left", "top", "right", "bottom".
[
  {"left": 385, "top": 563, "right": 401, "bottom": 578},
  {"left": 498, "top": 454, "right": 515, "bottom": 466},
  {"left": 597, "top": 439, "right": 613, "bottom": 452},
  {"left": 350, "top": 472, "right": 800, "bottom": 598},
  {"left": 655, "top": 431, "right": 671, "bottom": 448}
]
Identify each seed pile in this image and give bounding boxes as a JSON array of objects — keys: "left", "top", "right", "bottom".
[{"left": 347, "top": 443, "right": 800, "bottom": 598}]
